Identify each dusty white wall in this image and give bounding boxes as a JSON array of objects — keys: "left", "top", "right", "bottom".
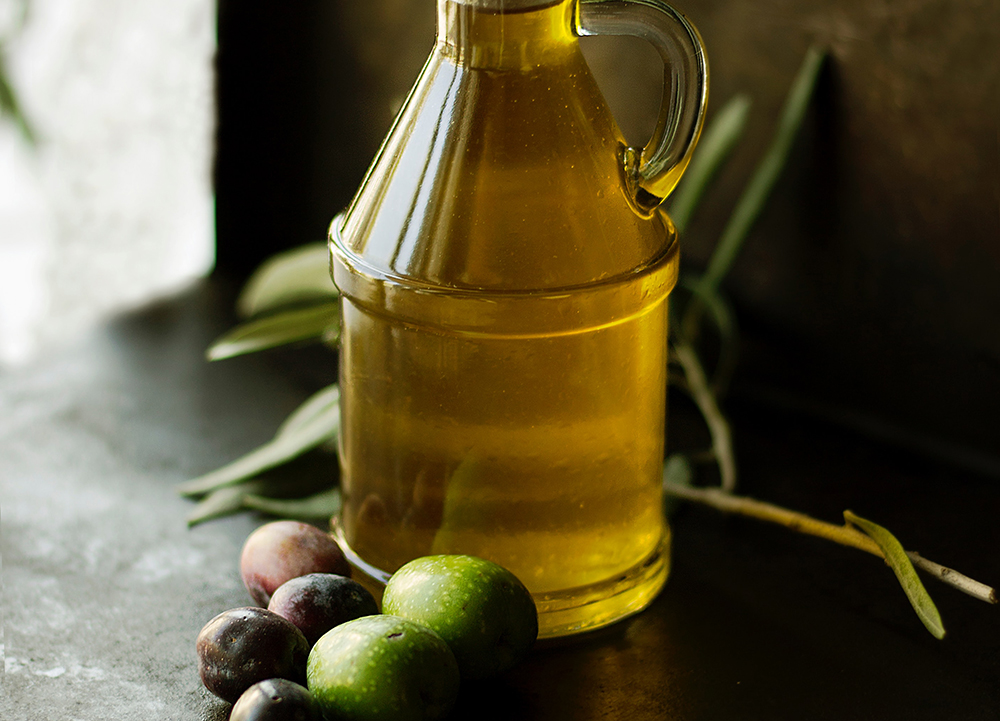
[{"left": 0, "top": 0, "right": 215, "bottom": 365}]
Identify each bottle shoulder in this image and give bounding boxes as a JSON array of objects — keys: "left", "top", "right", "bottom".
[{"left": 339, "top": 48, "right": 676, "bottom": 292}]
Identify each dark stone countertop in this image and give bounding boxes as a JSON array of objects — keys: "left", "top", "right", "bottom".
[{"left": 2, "top": 278, "right": 997, "bottom": 720}]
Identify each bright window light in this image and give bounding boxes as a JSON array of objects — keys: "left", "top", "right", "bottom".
[{"left": 0, "top": 0, "right": 216, "bottom": 367}]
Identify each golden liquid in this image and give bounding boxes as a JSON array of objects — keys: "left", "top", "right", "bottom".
[{"left": 332, "top": 0, "right": 678, "bottom": 637}]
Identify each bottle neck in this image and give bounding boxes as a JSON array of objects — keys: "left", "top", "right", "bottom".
[
  {"left": 445, "top": 0, "right": 557, "bottom": 8},
  {"left": 436, "top": 0, "right": 578, "bottom": 69}
]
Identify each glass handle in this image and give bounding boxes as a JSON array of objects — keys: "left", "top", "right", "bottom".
[{"left": 577, "top": 0, "right": 708, "bottom": 212}]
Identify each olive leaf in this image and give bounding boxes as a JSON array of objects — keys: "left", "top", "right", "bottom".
[
  {"left": 664, "top": 454, "right": 693, "bottom": 487},
  {"left": 674, "top": 45, "right": 827, "bottom": 486},
  {"left": 0, "top": 50, "right": 34, "bottom": 144},
  {"left": 668, "top": 93, "right": 751, "bottom": 233},
  {"left": 677, "top": 276, "right": 739, "bottom": 396},
  {"left": 236, "top": 242, "right": 339, "bottom": 318},
  {"left": 662, "top": 482, "right": 993, "bottom": 631},
  {"left": 844, "top": 510, "right": 946, "bottom": 639},
  {"left": 186, "top": 479, "right": 274, "bottom": 527},
  {"left": 206, "top": 302, "right": 340, "bottom": 361},
  {"left": 695, "top": 45, "right": 826, "bottom": 298},
  {"left": 663, "top": 454, "right": 693, "bottom": 518},
  {"left": 176, "top": 386, "right": 341, "bottom": 497},
  {"left": 243, "top": 487, "right": 342, "bottom": 521},
  {"left": 187, "top": 479, "right": 342, "bottom": 526},
  {"left": 275, "top": 383, "right": 342, "bottom": 439}
]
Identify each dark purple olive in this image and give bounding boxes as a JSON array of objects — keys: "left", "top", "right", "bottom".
[
  {"left": 240, "top": 521, "right": 352, "bottom": 606},
  {"left": 268, "top": 573, "right": 379, "bottom": 646},
  {"left": 196, "top": 607, "right": 309, "bottom": 703},
  {"left": 230, "top": 678, "right": 323, "bottom": 721}
]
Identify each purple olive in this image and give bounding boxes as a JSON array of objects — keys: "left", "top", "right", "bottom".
[
  {"left": 196, "top": 607, "right": 309, "bottom": 703},
  {"left": 230, "top": 678, "right": 323, "bottom": 721},
  {"left": 240, "top": 521, "right": 351, "bottom": 606},
  {"left": 268, "top": 573, "right": 379, "bottom": 646}
]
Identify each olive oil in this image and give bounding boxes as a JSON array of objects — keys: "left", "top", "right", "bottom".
[{"left": 332, "top": 0, "right": 697, "bottom": 637}]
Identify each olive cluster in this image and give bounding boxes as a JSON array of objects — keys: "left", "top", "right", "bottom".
[
  {"left": 196, "top": 521, "right": 377, "bottom": 720},
  {"left": 196, "top": 521, "right": 540, "bottom": 721}
]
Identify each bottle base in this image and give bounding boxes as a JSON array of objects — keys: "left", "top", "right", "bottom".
[
  {"left": 331, "top": 522, "right": 670, "bottom": 639},
  {"left": 532, "top": 530, "right": 670, "bottom": 638}
]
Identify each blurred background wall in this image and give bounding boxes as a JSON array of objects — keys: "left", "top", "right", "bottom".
[
  {"left": 0, "top": 0, "right": 215, "bottom": 365},
  {"left": 215, "top": 0, "right": 999, "bottom": 474}
]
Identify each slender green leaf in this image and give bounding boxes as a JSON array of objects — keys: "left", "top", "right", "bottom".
[
  {"left": 697, "top": 45, "right": 826, "bottom": 295},
  {"left": 206, "top": 302, "right": 340, "bottom": 361},
  {"left": 0, "top": 51, "right": 35, "bottom": 144},
  {"left": 187, "top": 475, "right": 342, "bottom": 526},
  {"left": 678, "top": 276, "right": 739, "bottom": 396},
  {"left": 844, "top": 510, "right": 946, "bottom": 639},
  {"left": 276, "top": 384, "right": 341, "bottom": 440},
  {"left": 176, "top": 401, "right": 340, "bottom": 497},
  {"left": 243, "top": 487, "right": 342, "bottom": 521},
  {"left": 663, "top": 454, "right": 693, "bottom": 518},
  {"left": 237, "top": 243, "right": 338, "bottom": 318},
  {"left": 668, "top": 94, "right": 752, "bottom": 233},
  {"left": 186, "top": 479, "right": 272, "bottom": 527},
  {"left": 664, "top": 454, "right": 693, "bottom": 487}
]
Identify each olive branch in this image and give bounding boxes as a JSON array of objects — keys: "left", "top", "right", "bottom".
[{"left": 179, "top": 45, "right": 996, "bottom": 638}]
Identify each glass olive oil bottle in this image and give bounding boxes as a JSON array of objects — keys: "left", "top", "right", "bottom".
[{"left": 331, "top": 0, "right": 707, "bottom": 637}]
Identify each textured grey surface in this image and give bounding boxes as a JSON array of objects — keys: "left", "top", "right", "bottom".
[{"left": 0, "top": 281, "right": 312, "bottom": 720}]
